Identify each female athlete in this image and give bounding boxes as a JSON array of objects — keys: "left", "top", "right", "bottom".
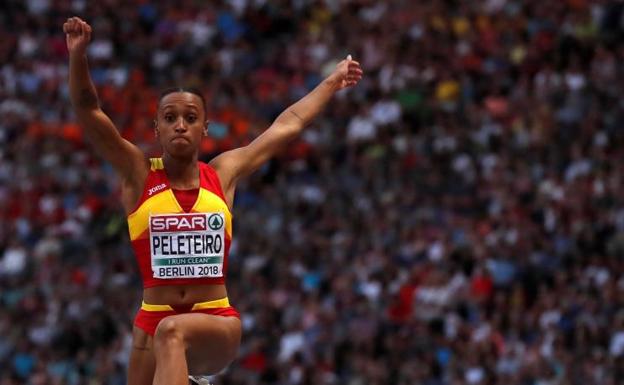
[{"left": 63, "top": 16, "right": 362, "bottom": 385}]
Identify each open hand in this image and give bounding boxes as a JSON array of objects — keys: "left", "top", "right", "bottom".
[
  {"left": 63, "top": 17, "right": 92, "bottom": 55},
  {"left": 330, "top": 55, "right": 364, "bottom": 90}
]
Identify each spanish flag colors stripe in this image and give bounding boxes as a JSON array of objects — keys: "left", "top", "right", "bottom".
[{"left": 127, "top": 188, "right": 232, "bottom": 241}]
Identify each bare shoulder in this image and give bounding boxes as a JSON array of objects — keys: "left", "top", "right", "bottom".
[
  {"left": 120, "top": 155, "right": 152, "bottom": 214},
  {"left": 133, "top": 155, "right": 152, "bottom": 183}
]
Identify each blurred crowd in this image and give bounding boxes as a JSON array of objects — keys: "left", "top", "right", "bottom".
[{"left": 2, "top": 0, "right": 624, "bottom": 384}]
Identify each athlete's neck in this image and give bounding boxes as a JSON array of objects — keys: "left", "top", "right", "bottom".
[{"left": 162, "top": 154, "right": 200, "bottom": 189}]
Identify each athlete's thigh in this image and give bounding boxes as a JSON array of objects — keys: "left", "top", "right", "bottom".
[
  {"left": 159, "top": 313, "right": 242, "bottom": 375},
  {"left": 127, "top": 326, "right": 156, "bottom": 385}
]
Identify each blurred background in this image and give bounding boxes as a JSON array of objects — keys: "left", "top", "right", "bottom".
[{"left": 2, "top": 0, "right": 624, "bottom": 384}]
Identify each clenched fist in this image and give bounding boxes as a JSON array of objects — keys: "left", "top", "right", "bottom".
[
  {"left": 328, "top": 55, "right": 364, "bottom": 91},
  {"left": 63, "top": 17, "right": 92, "bottom": 55}
]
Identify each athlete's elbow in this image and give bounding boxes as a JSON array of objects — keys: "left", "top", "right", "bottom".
[
  {"left": 73, "top": 111, "right": 104, "bottom": 133},
  {"left": 70, "top": 87, "right": 100, "bottom": 111},
  {"left": 274, "top": 109, "right": 308, "bottom": 130}
]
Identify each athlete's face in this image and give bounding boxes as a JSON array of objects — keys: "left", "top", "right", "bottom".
[{"left": 156, "top": 92, "right": 207, "bottom": 157}]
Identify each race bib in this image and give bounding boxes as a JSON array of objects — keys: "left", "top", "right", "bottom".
[{"left": 149, "top": 213, "right": 225, "bottom": 279}]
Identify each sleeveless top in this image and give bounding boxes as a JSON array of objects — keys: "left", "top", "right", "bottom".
[{"left": 127, "top": 158, "right": 232, "bottom": 288}]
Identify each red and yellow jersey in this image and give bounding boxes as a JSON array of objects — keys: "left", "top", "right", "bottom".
[{"left": 127, "top": 158, "right": 232, "bottom": 288}]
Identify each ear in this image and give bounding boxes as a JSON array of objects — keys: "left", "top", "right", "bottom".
[
  {"left": 154, "top": 120, "right": 159, "bottom": 137},
  {"left": 203, "top": 120, "right": 210, "bottom": 136}
]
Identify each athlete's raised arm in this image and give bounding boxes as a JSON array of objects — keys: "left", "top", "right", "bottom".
[
  {"left": 210, "top": 55, "right": 363, "bottom": 205},
  {"left": 64, "top": 17, "right": 148, "bottom": 205}
]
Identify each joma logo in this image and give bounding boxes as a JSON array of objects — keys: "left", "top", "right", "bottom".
[
  {"left": 150, "top": 215, "right": 207, "bottom": 232},
  {"left": 148, "top": 183, "right": 167, "bottom": 196}
]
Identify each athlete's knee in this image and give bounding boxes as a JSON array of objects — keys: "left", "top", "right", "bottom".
[{"left": 153, "top": 317, "right": 185, "bottom": 350}]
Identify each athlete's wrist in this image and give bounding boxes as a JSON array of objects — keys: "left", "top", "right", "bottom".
[
  {"left": 68, "top": 49, "right": 88, "bottom": 59},
  {"left": 322, "top": 74, "right": 343, "bottom": 93}
]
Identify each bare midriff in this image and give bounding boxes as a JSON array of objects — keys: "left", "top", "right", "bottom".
[{"left": 143, "top": 283, "right": 228, "bottom": 306}]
